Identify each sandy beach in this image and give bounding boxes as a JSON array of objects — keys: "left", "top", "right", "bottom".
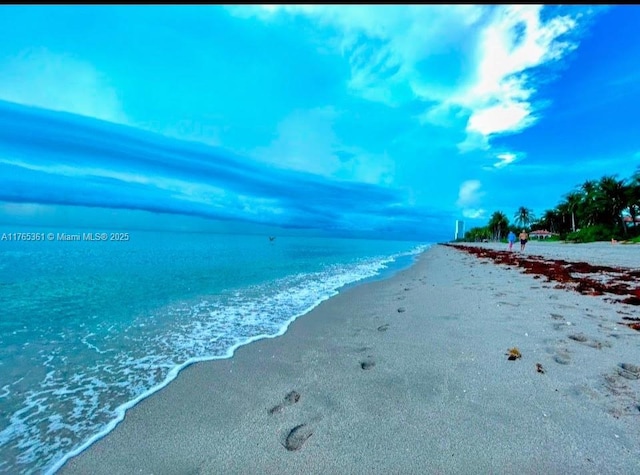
[
  {"left": 460, "top": 240, "right": 639, "bottom": 268},
  {"left": 59, "top": 243, "right": 640, "bottom": 474}
]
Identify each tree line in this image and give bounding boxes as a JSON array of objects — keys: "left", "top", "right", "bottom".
[{"left": 462, "top": 167, "right": 640, "bottom": 243}]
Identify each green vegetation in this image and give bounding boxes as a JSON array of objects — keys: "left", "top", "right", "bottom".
[
  {"left": 462, "top": 167, "right": 640, "bottom": 244},
  {"left": 566, "top": 225, "right": 616, "bottom": 243},
  {"left": 488, "top": 211, "right": 509, "bottom": 241},
  {"left": 513, "top": 206, "right": 535, "bottom": 230}
]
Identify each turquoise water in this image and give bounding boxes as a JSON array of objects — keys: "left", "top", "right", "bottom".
[{"left": 0, "top": 229, "right": 429, "bottom": 474}]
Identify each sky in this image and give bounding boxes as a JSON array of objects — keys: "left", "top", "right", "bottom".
[{"left": 0, "top": 5, "right": 639, "bottom": 242}]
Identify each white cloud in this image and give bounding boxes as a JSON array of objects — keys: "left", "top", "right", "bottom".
[
  {"left": 466, "top": 102, "right": 533, "bottom": 137},
  {"left": 0, "top": 157, "right": 228, "bottom": 205},
  {"left": 252, "top": 106, "right": 339, "bottom": 174},
  {"left": 457, "top": 132, "right": 490, "bottom": 154},
  {"left": 0, "top": 158, "right": 152, "bottom": 184},
  {"left": 235, "top": 5, "right": 485, "bottom": 106},
  {"left": 419, "top": 103, "right": 466, "bottom": 128},
  {"left": 251, "top": 106, "right": 395, "bottom": 184},
  {"left": 237, "top": 5, "right": 587, "bottom": 151},
  {"left": 493, "top": 152, "right": 517, "bottom": 168},
  {"left": 1, "top": 157, "right": 291, "bottom": 221},
  {"left": 453, "top": 6, "right": 578, "bottom": 147},
  {"left": 456, "top": 179, "right": 486, "bottom": 219},
  {"left": 0, "top": 48, "right": 127, "bottom": 124},
  {"left": 456, "top": 179, "right": 484, "bottom": 207},
  {"left": 462, "top": 208, "right": 486, "bottom": 219}
]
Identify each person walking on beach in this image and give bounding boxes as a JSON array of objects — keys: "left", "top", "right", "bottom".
[
  {"left": 519, "top": 229, "right": 529, "bottom": 252},
  {"left": 507, "top": 231, "right": 516, "bottom": 251}
]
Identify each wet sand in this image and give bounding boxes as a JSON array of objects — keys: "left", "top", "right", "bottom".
[{"left": 59, "top": 243, "right": 640, "bottom": 474}]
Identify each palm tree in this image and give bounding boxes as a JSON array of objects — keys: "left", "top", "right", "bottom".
[
  {"left": 555, "top": 202, "right": 569, "bottom": 234},
  {"left": 596, "top": 175, "right": 629, "bottom": 236},
  {"left": 624, "top": 169, "right": 640, "bottom": 231},
  {"left": 580, "top": 180, "right": 598, "bottom": 226},
  {"left": 465, "top": 226, "right": 490, "bottom": 242},
  {"left": 562, "top": 191, "right": 582, "bottom": 232},
  {"left": 488, "top": 211, "right": 509, "bottom": 241},
  {"left": 514, "top": 206, "right": 534, "bottom": 230},
  {"left": 539, "top": 209, "right": 560, "bottom": 234},
  {"left": 523, "top": 167, "right": 640, "bottom": 242}
]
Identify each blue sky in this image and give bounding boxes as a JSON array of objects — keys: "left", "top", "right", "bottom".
[{"left": 0, "top": 5, "right": 639, "bottom": 241}]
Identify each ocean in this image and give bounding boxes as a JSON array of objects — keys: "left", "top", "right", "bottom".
[{"left": 0, "top": 228, "right": 429, "bottom": 474}]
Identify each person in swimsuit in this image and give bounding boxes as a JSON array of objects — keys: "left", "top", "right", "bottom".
[{"left": 519, "top": 229, "right": 528, "bottom": 252}]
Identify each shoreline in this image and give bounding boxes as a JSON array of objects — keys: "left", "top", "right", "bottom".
[
  {"left": 60, "top": 243, "right": 640, "bottom": 474},
  {"left": 46, "top": 245, "right": 427, "bottom": 474}
]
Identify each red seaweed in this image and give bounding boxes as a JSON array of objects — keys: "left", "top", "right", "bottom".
[
  {"left": 620, "top": 322, "right": 640, "bottom": 332},
  {"left": 443, "top": 244, "right": 640, "bottom": 306}
]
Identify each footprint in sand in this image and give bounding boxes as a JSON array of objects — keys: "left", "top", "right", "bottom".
[
  {"left": 588, "top": 339, "right": 612, "bottom": 349},
  {"left": 550, "top": 314, "right": 570, "bottom": 331},
  {"left": 568, "top": 333, "right": 588, "bottom": 342},
  {"left": 552, "top": 348, "right": 572, "bottom": 365},
  {"left": 552, "top": 322, "right": 569, "bottom": 331},
  {"left": 283, "top": 423, "right": 314, "bottom": 451},
  {"left": 617, "top": 363, "right": 640, "bottom": 380},
  {"left": 360, "top": 356, "right": 376, "bottom": 370},
  {"left": 568, "top": 333, "right": 612, "bottom": 350},
  {"left": 557, "top": 303, "right": 575, "bottom": 310},
  {"left": 268, "top": 390, "right": 302, "bottom": 415},
  {"left": 601, "top": 368, "right": 640, "bottom": 417}
]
